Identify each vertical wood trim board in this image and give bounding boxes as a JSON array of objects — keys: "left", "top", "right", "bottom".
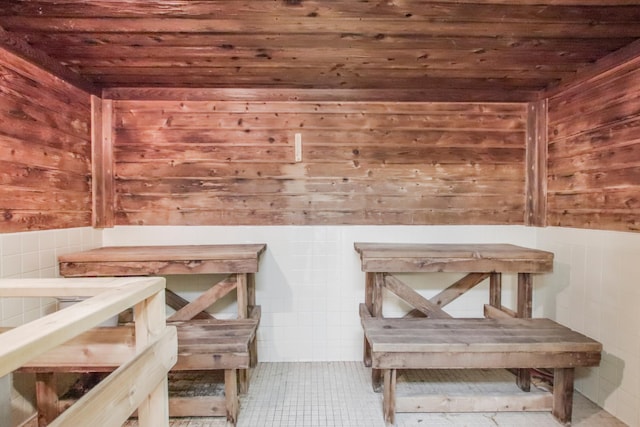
[
  {"left": 546, "top": 49, "right": 640, "bottom": 232},
  {"left": 92, "top": 96, "right": 115, "bottom": 228},
  {"left": 112, "top": 96, "right": 528, "bottom": 226},
  {"left": 525, "top": 100, "right": 547, "bottom": 227},
  {"left": 91, "top": 95, "right": 103, "bottom": 226},
  {"left": 0, "top": 46, "right": 92, "bottom": 232}
]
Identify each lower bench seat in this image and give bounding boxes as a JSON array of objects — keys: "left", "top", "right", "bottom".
[
  {"left": 168, "top": 308, "right": 260, "bottom": 423},
  {"left": 360, "top": 304, "right": 602, "bottom": 426},
  {"left": 17, "top": 306, "right": 260, "bottom": 426}
]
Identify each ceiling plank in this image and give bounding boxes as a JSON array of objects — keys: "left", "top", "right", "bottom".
[
  {"left": 2, "top": 1, "right": 640, "bottom": 21},
  {"left": 0, "top": 26, "right": 100, "bottom": 95},
  {"left": 543, "top": 38, "right": 640, "bottom": 99},
  {"left": 102, "top": 87, "right": 538, "bottom": 103},
  {"left": 2, "top": 1, "right": 639, "bottom": 95},
  {"left": 4, "top": 17, "right": 640, "bottom": 39},
  {"left": 20, "top": 33, "right": 636, "bottom": 53}
]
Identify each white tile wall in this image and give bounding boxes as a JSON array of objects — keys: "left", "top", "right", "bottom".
[
  {"left": 536, "top": 227, "right": 640, "bottom": 427},
  {"left": 103, "top": 225, "right": 538, "bottom": 362},
  {"left": 0, "top": 227, "right": 102, "bottom": 426}
]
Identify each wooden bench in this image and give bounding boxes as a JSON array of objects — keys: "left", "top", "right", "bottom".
[
  {"left": 167, "top": 306, "right": 260, "bottom": 423},
  {"left": 360, "top": 304, "right": 602, "bottom": 426},
  {"left": 22, "top": 306, "right": 260, "bottom": 426}
]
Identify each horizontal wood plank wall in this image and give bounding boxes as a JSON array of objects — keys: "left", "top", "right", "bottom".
[
  {"left": 113, "top": 96, "right": 527, "bottom": 225},
  {"left": 547, "top": 55, "right": 640, "bottom": 232},
  {"left": 0, "top": 47, "right": 92, "bottom": 232}
]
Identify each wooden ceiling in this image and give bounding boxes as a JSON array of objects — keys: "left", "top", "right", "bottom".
[{"left": 2, "top": 1, "right": 640, "bottom": 101}]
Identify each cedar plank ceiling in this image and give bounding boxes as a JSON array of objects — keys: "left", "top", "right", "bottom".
[{"left": 1, "top": 1, "right": 640, "bottom": 100}]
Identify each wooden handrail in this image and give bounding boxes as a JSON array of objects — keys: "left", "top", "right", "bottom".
[{"left": 0, "top": 277, "right": 176, "bottom": 427}]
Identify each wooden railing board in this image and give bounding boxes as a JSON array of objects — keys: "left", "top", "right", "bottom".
[{"left": 0, "top": 277, "right": 175, "bottom": 427}]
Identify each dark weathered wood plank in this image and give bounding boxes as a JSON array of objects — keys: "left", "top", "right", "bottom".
[
  {"left": 19, "top": 32, "right": 633, "bottom": 54},
  {"left": 6, "top": 16, "right": 640, "bottom": 38},
  {"left": 483, "top": 304, "right": 516, "bottom": 319},
  {"left": 0, "top": 161, "right": 89, "bottom": 192},
  {"left": 225, "top": 369, "right": 239, "bottom": 425},
  {"left": 371, "top": 351, "right": 601, "bottom": 370},
  {"left": 430, "top": 272, "right": 490, "bottom": 308},
  {"left": 544, "top": 39, "right": 640, "bottom": 98},
  {"left": 165, "top": 289, "right": 213, "bottom": 320},
  {"left": 0, "top": 43, "right": 92, "bottom": 233},
  {"left": 59, "top": 245, "right": 266, "bottom": 263},
  {"left": 552, "top": 368, "right": 575, "bottom": 425},
  {"left": 384, "top": 274, "right": 452, "bottom": 319},
  {"left": 362, "top": 317, "right": 602, "bottom": 360},
  {"left": 5, "top": 1, "right": 640, "bottom": 21},
  {"left": 115, "top": 162, "right": 524, "bottom": 181},
  {"left": 167, "top": 276, "right": 236, "bottom": 322},
  {"left": 104, "top": 87, "right": 536, "bottom": 103},
  {"left": 404, "top": 272, "right": 490, "bottom": 319},
  {"left": 489, "top": 272, "right": 502, "bottom": 309},
  {"left": 109, "top": 98, "right": 527, "bottom": 226},
  {"left": 116, "top": 208, "right": 525, "bottom": 226},
  {"left": 0, "top": 25, "right": 99, "bottom": 95},
  {"left": 91, "top": 96, "right": 115, "bottom": 228},
  {"left": 383, "top": 369, "right": 396, "bottom": 425},
  {"left": 2, "top": 0, "right": 636, "bottom": 99},
  {"left": 525, "top": 99, "right": 548, "bottom": 227},
  {"left": 35, "top": 373, "right": 58, "bottom": 427},
  {"left": 168, "top": 396, "right": 225, "bottom": 418},
  {"left": 396, "top": 394, "right": 552, "bottom": 414},
  {"left": 59, "top": 245, "right": 266, "bottom": 280},
  {"left": 354, "top": 243, "right": 554, "bottom": 273},
  {"left": 546, "top": 41, "right": 640, "bottom": 232}
]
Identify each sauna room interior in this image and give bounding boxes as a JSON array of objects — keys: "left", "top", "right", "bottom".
[{"left": 0, "top": 1, "right": 639, "bottom": 426}]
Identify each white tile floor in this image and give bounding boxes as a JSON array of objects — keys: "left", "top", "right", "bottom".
[{"left": 126, "top": 362, "right": 627, "bottom": 427}]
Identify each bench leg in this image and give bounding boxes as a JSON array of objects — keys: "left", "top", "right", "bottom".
[
  {"left": 225, "top": 369, "right": 239, "bottom": 426},
  {"left": 363, "top": 272, "right": 375, "bottom": 367},
  {"left": 242, "top": 330, "right": 257, "bottom": 393},
  {"left": 552, "top": 368, "right": 574, "bottom": 425},
  {"left": 372, "top": 368, "right": 383, "bottom": 392},
  {"left": 515, "top": 273, "right": 533, "bottom": 392},
  {"left": 383, "top": 369, "right": 396, "bottom": 425},
  {"left": 238, "top": 369, "right": 249, "bottom": 394},
  {"left": 250, "top": 334, "right": 258, "bottom": 368},
  {"left": 36, "top": 373, "right": 59, "bottom": 427},
  {"left": 364, "top": 336, "right": 372, "bottom": 367},
  {"left": 516, "top": 368, "right": 531, "bottom": 392},
  {"left": 489, "top": 272, "right": 502, "bottom": 315}
]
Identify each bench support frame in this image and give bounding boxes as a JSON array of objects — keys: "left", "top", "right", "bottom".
[
  {"left": 361, "top": 304, "right": 601, "bottom": 426},
  {"left": 22, "top": 306, "right": 260, "bottom": 426},
  {"left": 381, "top": 367, "right": 575, "bottom": 425}
]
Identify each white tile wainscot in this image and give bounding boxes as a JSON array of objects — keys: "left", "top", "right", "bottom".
[{"left": 536, "top": 227, "right": 640, "bottom": 427}]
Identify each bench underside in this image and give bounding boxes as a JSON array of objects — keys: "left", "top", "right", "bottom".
[
  {"left": 380, "top": 367, "right": 576, "bottom": 425},
  {"left": 22, "top": 307, "right": 260, "bottom": 426},
  {"left": 361, "top": 306, "right": 602, "bottom": 426}
]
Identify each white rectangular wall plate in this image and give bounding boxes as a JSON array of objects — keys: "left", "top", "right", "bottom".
[{"left": 294, "top": 133, "right": 302, "bottom": 162}]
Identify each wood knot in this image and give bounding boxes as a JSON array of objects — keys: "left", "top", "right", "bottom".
[{"left": 185, "top": 260, "right": 203, "bottom": 269}]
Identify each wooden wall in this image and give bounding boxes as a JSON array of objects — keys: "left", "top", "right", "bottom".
[
  {"left": 0, "top": 47, "right": 92, "bottom": 232},
  {"left": 547, "top": 54, "right": 640, "bottom": 232},
  {"left": 111, "top": 92, "right": 527, "bottom": 226}
]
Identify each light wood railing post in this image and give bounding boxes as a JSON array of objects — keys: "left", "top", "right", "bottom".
[{"left": 135, "top": 288, "right": 169, "bottom": 427}]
